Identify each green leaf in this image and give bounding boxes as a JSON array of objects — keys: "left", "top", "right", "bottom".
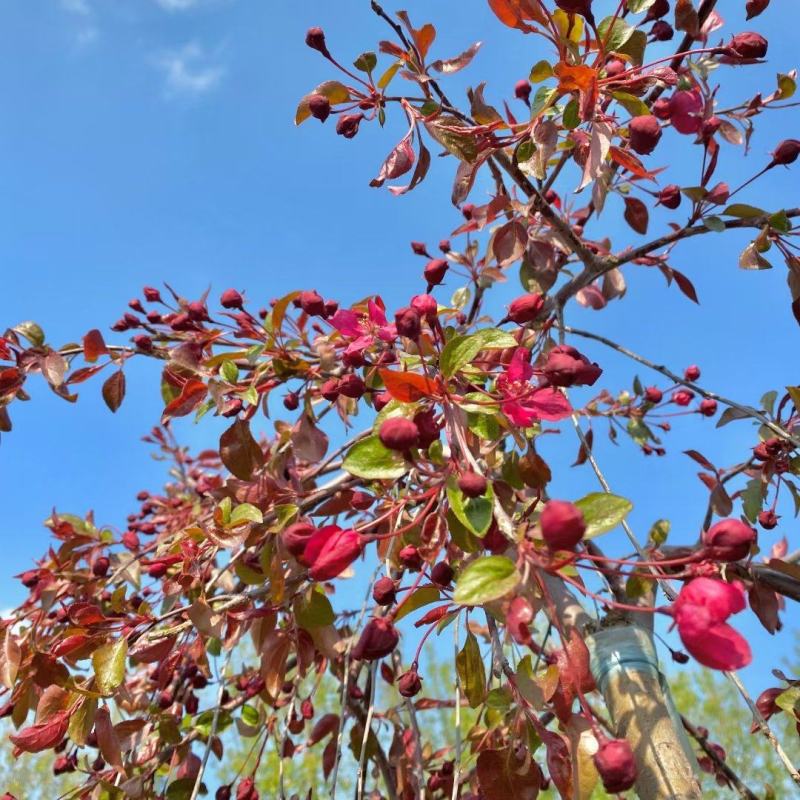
[
  {"left": 13, "top": 321, "right": 45, "bottom": 347},
  {"left": 446, "top": 508, "right": 482, "bottom": 554},
  {"left": 353, "top": 51, "right": 377, "bottom": 74},
  {"left": 775, "top": 686, "right": 800, "bottom": 715},
  {"left": 777, "top": 72, "right": 797, "bottom": 100},
  {"left": 295, "top": 588, "right": 335, "bottom": 628},
  {"left": 467, "top": 411, "right": 500, "bottom": 441},
  {"left": 648, "top": 519, "right": 670, "bottom": 546},
  {"left": 440, "top": 328, "right": 517, "bottom": 378},
  {"left": 92, "top": 638, "right": 128, "bottom": 695},
  {"left": 220, "top": 360, "right": 239, "bottom": 383},
  {"left": 295, "top": 81, "right": 351, "bottom": 125},
  {"left": 454, "top": 556, "right": 520, "bottom": 605},
  {"left": 562, "top": 98, "right": 580, "bottom": 130},
  {"left": 613, "top": 91, "right": 650, "bottom": 117},
  {"left": 723, "top": 203, "right": 767, "bottom": 219},
  {"left": 529, "top": 60, "right": 553, "bottom": 83},
  {"left": 530, "top": 86, "right": 558, "bottom": 116},
  {"left": 627, "top": 0, "right": 656, "bottom": 11},
  {"left": 229, "top": 503, "right": 263, "bottom": 527},
  {"left": 769, "top": 210, "right": 791, "bottom": 233},
  {"left": 166, "top": 779, "right": 195, "bottom": 800},
  {"left": 447, "top": 478, "right": 493, "bottom": 536},
  {"left": 703, "top": 215, "right": 725, "bottom": 232},
  {"left": 394, "top": 586, "right": 440, "bottom": 622},
  {"left": 240, "top": 704, "right": 260, "bottom": 727},
  {"left": 597, "top": 16, "right": 635, "bottom": 51},
  {"left": 574, "top": 492, "right": 633, "bottom": 538},
  {"left": 343, "top": 435, "right": 408, "bottom": 480},
  {"left": 456, "top": 631, "right": 486, "bottom": 708}
]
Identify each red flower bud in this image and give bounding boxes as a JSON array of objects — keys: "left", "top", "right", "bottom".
[
  {"left": 216, "top": 786, "right": 232, "bottom": 800},
  {"left": 236, "top": 777, "right": 259, "bottom": 800},
  {"left": 457, "top": 471, "right": 488, "bottom": 498},
  {"left": 352, "top": 617, "right": 399, "bottom": 661},
  {"left": 540, "top": 500, "right": 586, "bottom": 550},
  {"left": 398, "top": 545, "right": 424, "bottom": 571},
  {"left": 424, "top": 258, "right": 449, "bottom": 286},
  {"left": 305, "top": 27, "right": 329, "bottom": 57},
  {"left": 282, "top": 522, "right": 316, "bottom": 559},
  {"left": 746, "top": 0, "right": 770, "bottom": 19},
  {"left": 757, "top": 509, "right": 779, "bottom": 529},
  {"left": 669, "top": 89, "right": 704, "bottom": 135},
  {"left": 395, "top": 306, "right": 421, "bottom": 339},
  {"left": 92, "top": 557, "right": 110, "bottom": 578},
  {"left": 657, "top": 184, "right": 682, "bottom": 209},
  {"left": 699, "top": 398, "right": 717, "bottom": 417},
  {"left": 629, "top": 115, "right": 662, "bottom": 155},
  {"left": 594, "top": 739, "right": 638, "bottom": 793},
  {"left": 398, "top": 667, "right": 423, "bottom": 697},
  {"left": 320, "top": 379, "right": 340, "bottom": 402},
  {"left": 652, "top": 98, "right": 671, "bottom": 120},
  {"left": 514, "top": 79, "right": 531, "bottom": 103},
  {"left": 755, "top": 687, "right": 782, "bottom": 721},
  {"left": 672, "top": 389, "right": 694, "bottom": 406},
  {"left": 283, "top": 392, "right": 299, "bottom": 411},
  {"left": 413, "top": 408, "right": 441, "bottom": 450},
  {"left": 122, "top": 531, "right": 140, "bottom": 550},
  {"left": 299, "top": 290, "right": 325, "bottom": 317},
  {"left": 707, "top": 182, "right": 730, "bottom": 205},
  {"left": 727, "top": 32, "right": 768, "bottom": 61},
  {"left": 769, "top": 139, "right": 800, "bottom": 168},
  {"left": 350, "top": 490, "right": 374, "bottom": 510},
  {"left": 336, "top": 113, "right": 364, "bottom": 139},
  {"left": 702, "top": 518, "right": 756, "bottom": 562},
  {"left": 373, "top": 576, "right": 397, "bottom": 606},
  {"left": 506, "top": 293, "right": 545, "bottom": 324},
  {"left": 132, "top": 334, "right": 153, "bottom": 352},
  {"left": 542, "top": 345, "right": 602, "bottom": 387},
  {"left": 338, "top": 373, "right": 366, "bottom": 399},
  {"left": 604, "top": 58, "right": 626, "bottom": 79},
  {"left": 308, "top": 93, "right": 331, "bottom": 122},
  {"left": 411, "top": 293, "right": 438, "bottom": 322},
  {"left": 379, "top": 417, "right": 420, "bottom": 451},
  {"left": 651, "top": 20, "right": 674, "bottom": 40},
  {"left": 143, "top": 286, "right": 162, "bottom": 303},
  {"left": 373, "top": 390, "right": 392, "bottom": 412},
  {"left": 430, "top": 561, "right": 454, "bottom": 587},
  {"left": 439, "top": 239, "right": 451, "bottom": 253},
  {"left": 220, "top": 288, "right": 243, "bottom": 309},
  {"left": 645, "top": 386, "right": 663, "bottom": 403},
  {"left": 308, "top": 527, "right": 363, "bottom": 581}
]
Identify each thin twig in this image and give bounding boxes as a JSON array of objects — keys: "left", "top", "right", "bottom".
[
  {"left": 451, "top": 615, "right": 462, "bottom": 800},
  {"left": 188, "top": 650, "right": 234, "bottom": 800},
  {"left": 563, "top": 325, "right": 800, "bottom": 448},
  {"left": 681, "top": 714, "right": 759, "bottom": 800},
  {"left": 356, "top": 662, "right": 378, "bottom": 800}
]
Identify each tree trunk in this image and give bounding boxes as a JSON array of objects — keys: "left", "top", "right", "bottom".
[{"left": 586, "top": 623, "right": 703, "bottom": 800}]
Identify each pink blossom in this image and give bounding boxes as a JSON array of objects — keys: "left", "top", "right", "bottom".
[
  {"left": 672, "top": 578, "right": 751, "bottom": 671},
  {"left": 496, "top": 348, "right": 572, "bottom": 426},
  {"left": 328, "top": 298, "right": 396, "bottom": 359}
]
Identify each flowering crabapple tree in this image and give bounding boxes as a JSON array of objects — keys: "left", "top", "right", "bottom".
[{"left": 2, "top": 0, "right": 800, "bottom": 798}]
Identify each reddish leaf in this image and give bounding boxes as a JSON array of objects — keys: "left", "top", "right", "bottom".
[
  {"left": 161, "top": 378, "right": 207, "bottom": 423},
  {"left": 609, "top": 146, "right": 657, "bottom": 181},
  {"left": 623, "top": 196, "right": 649, "bottom": 235},
  {"left": 95, "top": 705, "right": 123, "bottom": 770},
  {"left": 488, "top": 0, "right": 547, "bottom": 30},
  {"left": 430, "top": 41, "right": 482, "bottom": 74},
  {"left": 10, "top": 709, "right": 70, "bottom": 753},
  {"left": 477, "top": 748, "right": 542, "bottom": 800},
  {"left": 220, "top": 418, "right": 264, "bottom": 480},
  {"left": 83, "top": 329, "right": 108, "bottom": 363},
  {"left": 370, "top": 131, "right": 415, "bottom": 188},
  {"left": 749, "top": 583, "right": 782, "bottom": 634},
  {"left": 683, "top": 449, "right": 716, "bottom": 472},
  {"left": 671, "top": 267, "right": 700, "bottom": 304},
  {"left": 379, "top": 368, "right": 442, "bottom": 402},
  {"left": 66, "top": 365, "right": 105, "bottom": 385},
  {"left": 102, "top": 371, "right": 126, "bottom": 413}
]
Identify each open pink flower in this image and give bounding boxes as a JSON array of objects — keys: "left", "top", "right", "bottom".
[
  {"left": 671, "top": 578, "right": 751, "bottom": 671},
  {"left": 329, "top": 298, "right": 396, "bottom": 359},
  {"left": 496, "top": 348, "right": 572, "bottom": 426}
]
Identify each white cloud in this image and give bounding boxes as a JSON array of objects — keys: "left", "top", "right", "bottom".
[
  {"left": 154, "top": 0, "right": 201, "bottom": 10},
  {"left": 154, "top": 42, "right": 225, "bottom": 97},
  {"left": 61, "top": 0, "right": 91, "bottom": 14},
  {"left": 60, "top": 0, "right": 98, "bottom": 48}
]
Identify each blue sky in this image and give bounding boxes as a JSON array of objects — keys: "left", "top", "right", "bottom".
[{"left": 1, "top": 0, "right": 799, "bottom": 701}]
